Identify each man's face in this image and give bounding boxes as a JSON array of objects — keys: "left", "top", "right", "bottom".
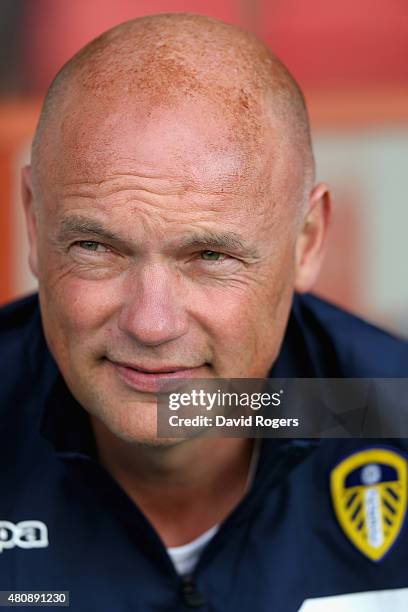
[{"left": 25, "top": 99, "right": 307, "bottom": 444}]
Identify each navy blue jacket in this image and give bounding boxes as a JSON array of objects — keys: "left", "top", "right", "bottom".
[{"left": 0, "top": 293, "right": 407, "bottom": 611}]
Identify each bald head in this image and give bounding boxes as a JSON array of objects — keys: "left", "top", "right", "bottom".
[{"left": 31, "top": 13, "right": 314, "bottom": 201}]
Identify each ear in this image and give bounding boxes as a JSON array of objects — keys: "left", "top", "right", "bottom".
[
  {"left": 294, "top": 183, "right": 331, "bottom": 293},
  {"left": 21, "top": 165, "right": 39, "bottom": 279}
]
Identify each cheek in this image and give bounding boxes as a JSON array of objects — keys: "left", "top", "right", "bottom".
[
  {"left": 193, "top": 280, "right": 279, "bottom": 353},
  {"left": 41, "top": 275, "right": 122, "bottom": 345},
  {"left": 197, "top": 257, "right": 296, "bottom": 369}
]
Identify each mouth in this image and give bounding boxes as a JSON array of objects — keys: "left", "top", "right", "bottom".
[{"left": 107, "top": 359, "right": 207, "bottom": 393}]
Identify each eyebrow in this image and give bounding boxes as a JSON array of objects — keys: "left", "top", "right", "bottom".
[
  {"left": 57, "top": 216, "right": 122, "bottom": 243},
  {"left": 57, "top": 215, "right": 260, "bottom": 258},
  {"left": 176, "top": 231, "right": 259, "bottom": 257}
]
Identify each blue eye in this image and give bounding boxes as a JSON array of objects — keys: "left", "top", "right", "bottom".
[
  {"left": 200, "top": 250, "right": 223, "bottom": 261},
  {"left": 76, "top": 241, "right": 108, "bottom": 252}
]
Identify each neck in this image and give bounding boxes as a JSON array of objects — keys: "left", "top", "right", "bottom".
[{"left": 91, "top": 416, "right": 254, "bottom": 547}]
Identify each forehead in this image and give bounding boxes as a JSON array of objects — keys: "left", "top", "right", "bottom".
[{"left": 40, "top": 93, "right": 279, "bottom": 200}]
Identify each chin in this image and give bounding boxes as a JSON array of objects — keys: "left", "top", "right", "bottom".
[{"left": 90, "top": 397, "right": 186, "bottom": 448}]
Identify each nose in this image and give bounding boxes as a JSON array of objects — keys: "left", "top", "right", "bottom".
[{"left": 117, "top": 263, "right": 189, "bottom": 347}]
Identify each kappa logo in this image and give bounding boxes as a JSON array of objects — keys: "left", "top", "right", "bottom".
[
  {"left": 0, "top": 520, "right": 49, "bottom": 553},
  {"left": 331, "top": 448, "right": 408, "bottom": 561}
]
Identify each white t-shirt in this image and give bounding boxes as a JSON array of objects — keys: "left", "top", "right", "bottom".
[
  {"left": 167, "top": 439, "right": 261, "bottom": 575},
  {"left": 167, "top": 524, "right": 220, "bottom": 576}
]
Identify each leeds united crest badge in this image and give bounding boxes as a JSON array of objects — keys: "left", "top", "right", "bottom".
[{"left": 330, "top": 448, "right": 407, "bottom": 561}]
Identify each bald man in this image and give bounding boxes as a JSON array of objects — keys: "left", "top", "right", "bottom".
[{"left": 1, "top": 13, "right": 408, "bottom": 612}]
